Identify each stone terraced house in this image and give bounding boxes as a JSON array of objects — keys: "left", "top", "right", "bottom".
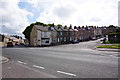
[
  {"left": 29, "top": 24, "right": 117, "bottom": 46},
  {"left": 30, "top": 25, "right": 52, "bottom": 46}
]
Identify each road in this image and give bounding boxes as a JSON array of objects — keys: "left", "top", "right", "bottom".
[{"left": 2, "top": 39, "right": 119, "bottom": 78}]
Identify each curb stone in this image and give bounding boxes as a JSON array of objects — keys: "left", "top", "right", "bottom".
[
  {"left": 1, "top": 57, "right": 9, "bottom": 64},
  {"left": 95, "top": 48, "right": 119, "bottom": 52}
]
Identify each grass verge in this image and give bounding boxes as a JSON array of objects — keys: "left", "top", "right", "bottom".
[{"left": 97, "top": 44, "right": 120, "bottom": 49}]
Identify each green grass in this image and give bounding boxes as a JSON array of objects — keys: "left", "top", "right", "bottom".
[
  {"left": 97, "top": 44, "right": 120, "bottom": 49},
  {"left": 102, "top": 41, "right": 110, "bottom": 44},
  {"left": 109, "top": 32, "right": 120, "bottom": 35},
  {"left": 112, "top": 44, "right": 120, "bottom": 47},
  {"left": 102, "top": 40, "right": 120, "bottom": 44}
]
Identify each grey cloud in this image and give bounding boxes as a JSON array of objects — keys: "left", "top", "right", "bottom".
[
  {"left": 90, "top": 17, "right": 101, "bottom": 22},
  {"left": 2, "top": 25, "right": 16, "bottom": 34}
]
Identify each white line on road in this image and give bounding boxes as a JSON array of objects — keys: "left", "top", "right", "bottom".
[
  {"left": 33, "top": 65, "right": 45, "bottom": 69},
  {"left": 109, "top": 55, "right": 119, "bottom": 58},
  {"left": 57, "top": 71, "right": 76, "bottom": 77},
  {"left": 17, "top": 61, "right": 27, "bottom": 65}
]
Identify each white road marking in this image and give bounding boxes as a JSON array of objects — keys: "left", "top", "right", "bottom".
[
  {"left": 16, "top": 64, "right": 57, "bottom": 78},
  {"left": 33, "top": 65, "right": 45, "bottom": 69},
  {"left": 109, "top": 55, "right": 119, "bottom": 58},
  {"left": 57, "top": 71, "right": 76, "bottom": 77},
  {"left": 110, "top": 55, "right": 114, "bottom": 57},
  {"left": 113, "top": 57, "right": 119, "bottom": 58},
  {"left": 17, "top": 61, "right": 27, "bottom": 64}
]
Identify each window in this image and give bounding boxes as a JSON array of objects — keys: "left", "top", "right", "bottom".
[
  {"left": 61, "top": 37, "right": 63, "bottom": 41},
  {"left": 38, "top": 40, "right": 41, "bottom": 41},
  {"left": 60, "top": 32, "right": 62, "bottom": 36},
  {"left": 64, "top": 37, "right": 66, "bottom": 42},
  {"left": 58, "top": 38, "right": 60, "bottom": 42},
  {"left": 46, "top": 39, "right": 49, "bottom": 43},
  {"left": 70, "top": 37, "right": 72, "bottom": 41},
  {"left": 44, "top": 32, "right": 47, "bottom": 37},
  {"left": 51, "top": 27, "right": 54, "bottom": 30},
  {"left": 42, "top": 38, "right": 49, "bottom": 43}
]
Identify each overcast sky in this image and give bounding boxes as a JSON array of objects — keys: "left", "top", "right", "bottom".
[{"left": 0, "top": 0, "right": 119, "bottom": 37}]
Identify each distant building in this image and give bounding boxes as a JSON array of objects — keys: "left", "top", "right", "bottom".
[
  {"left": 3, "top": 35, "right": 10, "bottom": 46},
  {"left": 93, "top": 27, "right": 102, "bottom": 38},
  {"left": 9, "top": 36, "right": 20, "bottom": 45}
]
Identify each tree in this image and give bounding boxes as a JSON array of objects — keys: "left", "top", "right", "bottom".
[
  {"left": 109, "top": 25, "right": 115, "bottom": 28},
  {"left": 23, "top": 23, "right": 36, "bottom": 43},
  {"left": 35, "top": 22, "right": 44, "bottom": 25},
  {"left": 1, "top": 35, "right": 4, "bottom": 42},
  {"left": 57, "top": 24, "right": 62, "bottom": 27},
  {"left": 46, "top": 23, "right": 54, "bottom": 27}
]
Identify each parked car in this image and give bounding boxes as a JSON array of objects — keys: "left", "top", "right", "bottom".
[
  {"left": 100, "top": 37, "right": 106, "bottom": 41},
  {"left": 72, "top": 40, "right": 79, "bottom": 44},
  {"left": 7, "top": 42, "right": 14, "bottom": 47},
  {"left": 92, "top": 37, "right": 97, "bottom": 40}
]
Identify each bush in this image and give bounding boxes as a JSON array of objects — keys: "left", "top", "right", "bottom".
[{"left": 102, "top": 41, "right": 110, "bottom": 44}]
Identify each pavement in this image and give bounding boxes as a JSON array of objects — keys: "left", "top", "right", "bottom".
[{"left": 95, "top": 48, "right": 119, "bottom": 52}]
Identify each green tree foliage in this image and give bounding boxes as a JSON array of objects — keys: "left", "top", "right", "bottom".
[
  {"left": 35, "top": 22, "right": 44, "bottom": 25},
  {"left": 23, "top": 26, "right": 33, "bottom": 42},
  {"left": 109, "top": 25, "right": 115, "bottom": 28},
  {"left": 46, "top": 23, "right": 54, "bottom": 27},
  {"left": 23, "top": 23, "right": 35, "bottom": 42},
  {"left": 57, "top": 24, "right": 62, "bottom": 27}
]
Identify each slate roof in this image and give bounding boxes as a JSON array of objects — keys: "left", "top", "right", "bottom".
[
  {"left": 34, "top": 25, "right": 49, "bottom": 31},
  {"left": 48, "top": 26, "right": 56, "bottom": 31},
  {"left": 54, "top": 26, "right": 63, "bottom": 31},
  {"left": 73, "top": 29, "right": 78, "bottom": 31},
  {"left": 62, "top": 26, "right": 69, "bottom": 31}
]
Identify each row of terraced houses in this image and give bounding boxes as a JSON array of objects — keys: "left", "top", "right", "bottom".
[{"left": 30, "top": 24, "right": 116, "bottom": 46}]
